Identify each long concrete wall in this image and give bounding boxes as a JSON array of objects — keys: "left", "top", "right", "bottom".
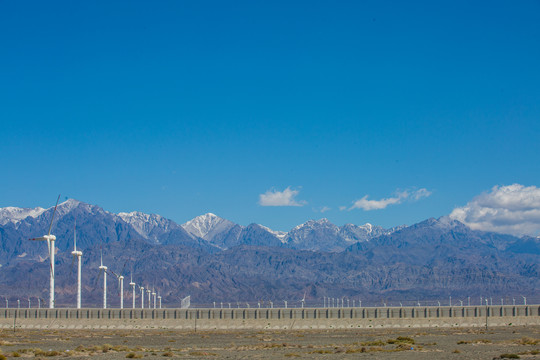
[{"left": 0, "top": 305, "right": 538, "bottom": 330}]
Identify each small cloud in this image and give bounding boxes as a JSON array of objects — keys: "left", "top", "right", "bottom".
[
  {"left": 348, "top": 188, "right": 431, "bottom": 211},
  {"left": 339, "top": 206, "right": 347, "bottom": 211},
  {"left": 259, "top": 187, "right": 306, "bottom": 207},
  {"left": 449, "top": 184, "right": 540, "bottom": 236},
  {"left": 412, "top": 188, "right": 432, "bottom": 200},
  {"left": 319, "top": 206, "right": 331, "bottom": 213}
]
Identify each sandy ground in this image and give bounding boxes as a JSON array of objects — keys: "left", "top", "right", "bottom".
[{"left": 0, "top": 326, "right": 538, "bottom": 359}]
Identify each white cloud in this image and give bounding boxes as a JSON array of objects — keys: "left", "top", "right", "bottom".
[
  {"left": 319, "top": 206, "right": 331, "bottom": 213},
  {"left": 449, "top": 184, "right": 540, "bottom": 236},
  {"left": 259, "top": 187, "right": 306, "bottom": 207},
  {"left": 411, "top": 188, "right": 432, "bottom": 201},
  {"left": 348, "top": 188, "right": 432, "bottom": 211}
]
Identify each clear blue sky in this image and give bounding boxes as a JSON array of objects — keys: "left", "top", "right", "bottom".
[{"left": 1, "top": 1, "right": 539, "bottom": 231}]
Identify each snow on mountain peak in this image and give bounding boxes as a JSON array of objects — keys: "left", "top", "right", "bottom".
[
  {"left": 256, "top": 224, "right": 287, "bottom": 242},
  {"left": 118, "top": 211, "right": 178, "bottom": 240},
  {"left": 182, "top": 213, "right": 235, "bottom": 240},
  {"left": 56, "top": 199, "right": 83, "bottom": 214},
  {"left": 359, "top": 223, "right": 373, "bottom": 233},
  {"left": 0, "top": 205, "right": 46, "bottom": 225}
]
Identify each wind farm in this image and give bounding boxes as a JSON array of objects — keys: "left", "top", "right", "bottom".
[
  {"left": 2, "top": 0, "right": 540, "bottom": 358},
  {"left": 1, "top": 197, "right": 537, "bottom": 317}
]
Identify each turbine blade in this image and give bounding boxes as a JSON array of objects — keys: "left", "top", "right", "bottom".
[
  {"left": 121, "top": 260, "right": 128, "bottom": 276},
  {"left": 47, "top": 194, "right": 61, "bottom": 237},
  {"left": 29, "top": 237, "right": 46, "bottom": 241},
  {"left": 94, "top": 269, "right": 102, "bottom": 288},
  {"left": 73, "top": 215, "right": 77, "bottom": 251},
  {"left": 69, "top": 255, "right": 75, "bottom": 274}
]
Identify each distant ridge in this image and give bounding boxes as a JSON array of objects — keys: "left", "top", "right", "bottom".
[{"left": 0, "top": 199, "right": 538, "bottom": 307}]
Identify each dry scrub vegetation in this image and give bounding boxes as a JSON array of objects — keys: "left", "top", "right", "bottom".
[{"left": 0, "top": 326, "right": 538, "bottom": 359}]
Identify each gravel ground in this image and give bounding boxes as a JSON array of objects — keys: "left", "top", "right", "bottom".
[{"left": 0, "top": 326, "right": 538, "bottom": 359}]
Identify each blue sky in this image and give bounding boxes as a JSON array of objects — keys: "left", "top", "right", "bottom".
[{"left": 1, "top": 1, "right": 539, "bottom": 232}]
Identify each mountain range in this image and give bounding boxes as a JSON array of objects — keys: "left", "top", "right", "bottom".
[{"left": 0, "top": 199, "right": 538, "bottom": 307}]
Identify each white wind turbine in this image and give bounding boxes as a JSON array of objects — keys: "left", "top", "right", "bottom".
[
  {"left": 119, "top": 274, "right": 124, "bottom": 309},
  {"left": 300, "top": 292, "right": 306, "bottom": 308},
  {"left": 146, "top": 288, "right": 151, "bottom": 309},
  {"left": 152, "top": 288, "right": 156, "bottom": 309},
  {"left": 110, "top": 264, "right": 127, "bottom": 309},
  {"left": 70, "top": 218, "right": 83, "bottom": 309},
  {"left": 129, "top": 274, "right": 136, "bottom": 309},
  {"left": 29, "top": 195, "right": 61, "bottom": 309},
  {"left": 97, "top": 251, "right": 108, "bottom": 309},
  {"left": 139, "top": 285, "right": 145, "bottom": 309}
]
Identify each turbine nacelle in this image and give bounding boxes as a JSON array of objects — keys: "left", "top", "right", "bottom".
[
  {"left": 71, "top": 250, "right": 82, "bottom": 256},
  {"left": 99, "top": 265, "right": 108, "bottom": 271},
  {"left": 30, "top": 234, "right": 56, "bottom": 242}
]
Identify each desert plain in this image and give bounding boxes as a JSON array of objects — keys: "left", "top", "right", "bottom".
[{"left": 0, "top": 326, "right": 539, "bottom": 359}]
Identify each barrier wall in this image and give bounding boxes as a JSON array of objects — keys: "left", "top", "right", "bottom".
[{"left": 0, "top": 306, "right": 538, "bottom": 330}]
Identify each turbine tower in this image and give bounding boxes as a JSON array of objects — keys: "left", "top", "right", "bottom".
[
  {"left": 118, "top": 275, "right": 124, "bottom": 309},
  {"left": 109, "top": 269, "right": 125, "bottom": 309},
  {"left": 152, "top": 288, "right": 156, "bottom": 309},
  {"left": 146, "top": 288, "right": 151, "bottom": 309},
  {"left": 29, "top": 195, "right": 60, "bottom": 309},
  {"left": 129, "top": 274, "right": 136, "bottom": 309},
  {"left": 140, "top": 286, "right": 145, "bottom": 309},
  {"left": 98, "top": 252, "right": 108, "bottom": 309},
  {"left": 71, "top": 218, "right": 83, "bottom": 309}
]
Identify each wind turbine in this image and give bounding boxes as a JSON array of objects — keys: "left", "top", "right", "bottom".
[
  {"left": 71, "top": 218, "right": 83, "bottom": 309},
  {"left": 158, "top": 293, "right": 162, "bottom": 309},
  {"left": 29, "top": 195, "right": 60, "bottom": 309},
  {"left": 129, "top": 274, "right": 136, "bottom": 309},
  {"left": 300, "top": 292, "right": 306, "bottom": 308},
  {"left": 119, "top": 274, "right": 124, "bottom": 309},
  {"left": 146, "top": 288, "right": 151, "bottom": 309},
  {"left": 109, "top": 266, "right": 126, "bottom": 309},
  {"left": 97, "top": 251, "right": 108, "bottom": 309},
  {"left": 152, "top": 288, "right": 156, "bottom": 309},
  {"left": 139, "top": 285, "right": 145, "bottom": 308}
]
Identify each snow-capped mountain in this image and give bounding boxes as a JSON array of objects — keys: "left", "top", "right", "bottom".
[
  {"left": 0, "top": 205, "right": 46, "bottom": 226},
  {"left": 283, "top": 218, "right": 401, "bottom": 252},
  {"left": 257, "top": 224, "right": 287, "bottom": 242},
  {"left": 286, "top": 218, "right": 347, "bottom": 251},
  {"left": 0, "top": 201, "right": 539, "bottom": 306},
  {"left": 181, "top": 213, "right": 236, "bottom": 241},
  {"left": 181, "top": 214, "right": 284, "bottom": 249},
  {"left": 0, "top": 200, "right": 404, "bottom": 257},
  {"left": 118, "top": 211, "right": 184, "bottom": 244},
  {"left": 339, "top": 222, "right": 404, "bottom": 243}
]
